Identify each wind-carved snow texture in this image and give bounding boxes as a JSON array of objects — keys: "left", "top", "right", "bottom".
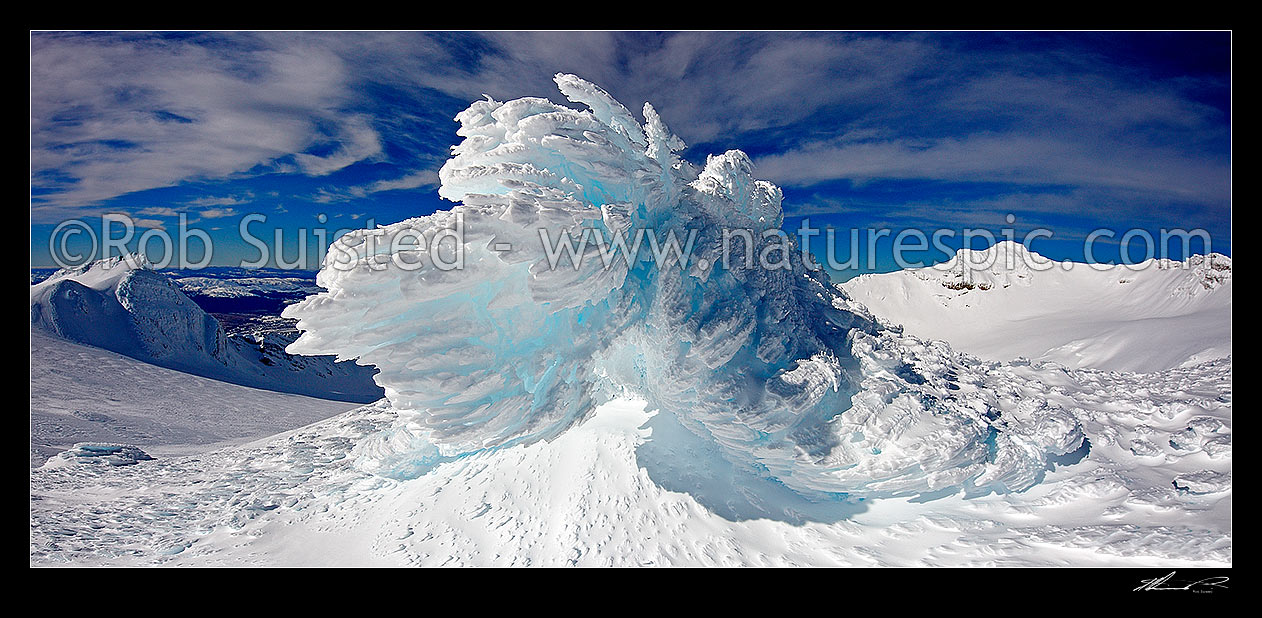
[
  {"left": 285, "top": 74, "right": 1086, "bottom": 499},
  {"left": 29, "top": 359, "right": 1231, "bottom": 566}
]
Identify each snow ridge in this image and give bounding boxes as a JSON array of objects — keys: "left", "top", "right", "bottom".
[
  {"left": 31, "top": 255, "right": 383, "bottom": 402},
  {"left": 841, "top": 242, "right": 1232, "bottom": 372}
]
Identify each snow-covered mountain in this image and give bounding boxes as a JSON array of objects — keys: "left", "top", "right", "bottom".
[
  {"left": 840, "top": 241, "right": 1231, "bottom": 373},
  {"left": 30, "top": 75, "right": 1230, "bottom": 567},
  {"left": 170, "top": 273, "right": 323, "bottom": 314},
  {"left": 31, "top": 255, "right": 383, "bottom": 403},
  {"left": 172, "top": 276, "right": 319, "bottom": 299}
]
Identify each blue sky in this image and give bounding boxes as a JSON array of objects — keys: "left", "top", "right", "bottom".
[{"left": 30, "top": 31, "right": 1231, "bottom": 278}]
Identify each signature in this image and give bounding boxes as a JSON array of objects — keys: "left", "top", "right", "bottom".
[{"left": 1134, "top": 571, "right": 1229, "bottom": 592}]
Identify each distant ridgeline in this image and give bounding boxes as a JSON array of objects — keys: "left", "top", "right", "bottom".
[
  {"left": 841, "top": 241, "right": 1232, "bottom": 372},
  {"left": 34, "top": 266, "right": 321, "bottom": 315}
]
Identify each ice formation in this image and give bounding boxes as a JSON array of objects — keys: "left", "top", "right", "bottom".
[
  {"left": 40, "top": 443, "right": 154, "bottom": 469},
  {"left": 284, "top": 74, "right": 1085, "bottom": 498}
]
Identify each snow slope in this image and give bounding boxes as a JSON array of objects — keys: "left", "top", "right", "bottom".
[
  {"left": 841, "top": 242, "right": 1231, "bottom": 372},
  {"left": 30, "top": 354, "right": 1231, "bottom": 566},
  {"left": 31, "top": 256, "right": 382, "bottom": 403},
  {"left": 30, "top": 330, "right": 358, "bottom": 467}
]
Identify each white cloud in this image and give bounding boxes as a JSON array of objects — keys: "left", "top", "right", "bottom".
[
  {"left": 198, "top": 207, "right": 238, "bottom": 219},
  {"left": 30, "top": 33, "right": 379, "bottom": 219},
  {"left": 309, "top": 167, "right": 440, "bottom": 205},
  {"left": 360, "top": 168, "right": 439, "bottom": 194},
  {"left": 131, "top": 217, "right": 166, "bottom": 230},
  {"left": 30, "top": 32, "right": 1229, "bottom": 228},
  {"left": 753, "top": 134, "right": 1230, "bottom": 204},
  {"left": 184, "top": 193, "right": 254, "bottom": 208},
  {"left": 293, "top": 115, "right": 383, "bottom": 176}
]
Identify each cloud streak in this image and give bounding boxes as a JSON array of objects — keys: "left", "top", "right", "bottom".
[
  {"left": 755, "top": 133, "right": 1230, "bottom": 204},
  {"left": 30, "top": 31, "right": 1229, "bottom": 246},
  {"left": 30, "top": 33, "right": 380, "bottom": 219}
]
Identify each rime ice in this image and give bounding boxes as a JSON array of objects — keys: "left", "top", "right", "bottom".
[{"left": 284, "top": 75, "right": 1086, "bottom": 498}]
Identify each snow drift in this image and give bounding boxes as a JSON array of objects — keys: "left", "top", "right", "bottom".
[
  {"left": 31, "top": 256, "right": 383, "bottom": 403},
  {"left": 284, "top": 74, "right": 1087, "bottom": 499}
]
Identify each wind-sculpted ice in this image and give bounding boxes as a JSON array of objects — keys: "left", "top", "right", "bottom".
[{"left": 284, "top": 75, "right": 1085, "bottom": 499}]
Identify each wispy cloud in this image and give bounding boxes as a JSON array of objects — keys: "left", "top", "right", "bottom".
[
  {"left": 30, "top": 31, "right": 1229, "bottom": 252},
  {"left": 755, "top": 134, "right": 1230, "bottom": 204},
  {"left": 131, "top": 217, "right": 166, "bottom": 231},
  {"left": 364, "top": 32, "right": 1228, "bottom": 213},
  {"left": 30, "top": 32, "right": 380, "bottom": 219},
  {"left": 359, "top": 168, "right": 440, "bottom": 194},
  {"left": 135, "top": 206, "right": 180, "bottom": 217},
  {"left": 197, "top": 207, "right": 238, "bottom": 219},
  {"left": 292, "top": 114, "right": 383, "bottom": 176},
  {"left": 125, "top": 203, "right": 242, "bottom": 223},
  {"left": 309, "top": 167, "right": 440, "bottom": 204},
  {"left": 184, "top": 193, "right": 254, "bottom": 208}
]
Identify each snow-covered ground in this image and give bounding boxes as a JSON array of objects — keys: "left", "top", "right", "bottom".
[
  {"left": 30, "top": 330, "right": 358, "bottom": 467},
  {"left": 841, "top": 242, "right": 1231, "bottom": 373},
  {"left": 31, "top": 354, "right": 1231, "bottom": 566}
]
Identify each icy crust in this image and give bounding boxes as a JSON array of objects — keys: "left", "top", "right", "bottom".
[
  {"left": 41, "top": 443, "right": 155, "bottom": 469},
  {"left": 810, "top": 329, "right": 1086, "bottom": 497},
  {"left": 284, "top": 74, "right": 1084, "bottom": 498}
]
